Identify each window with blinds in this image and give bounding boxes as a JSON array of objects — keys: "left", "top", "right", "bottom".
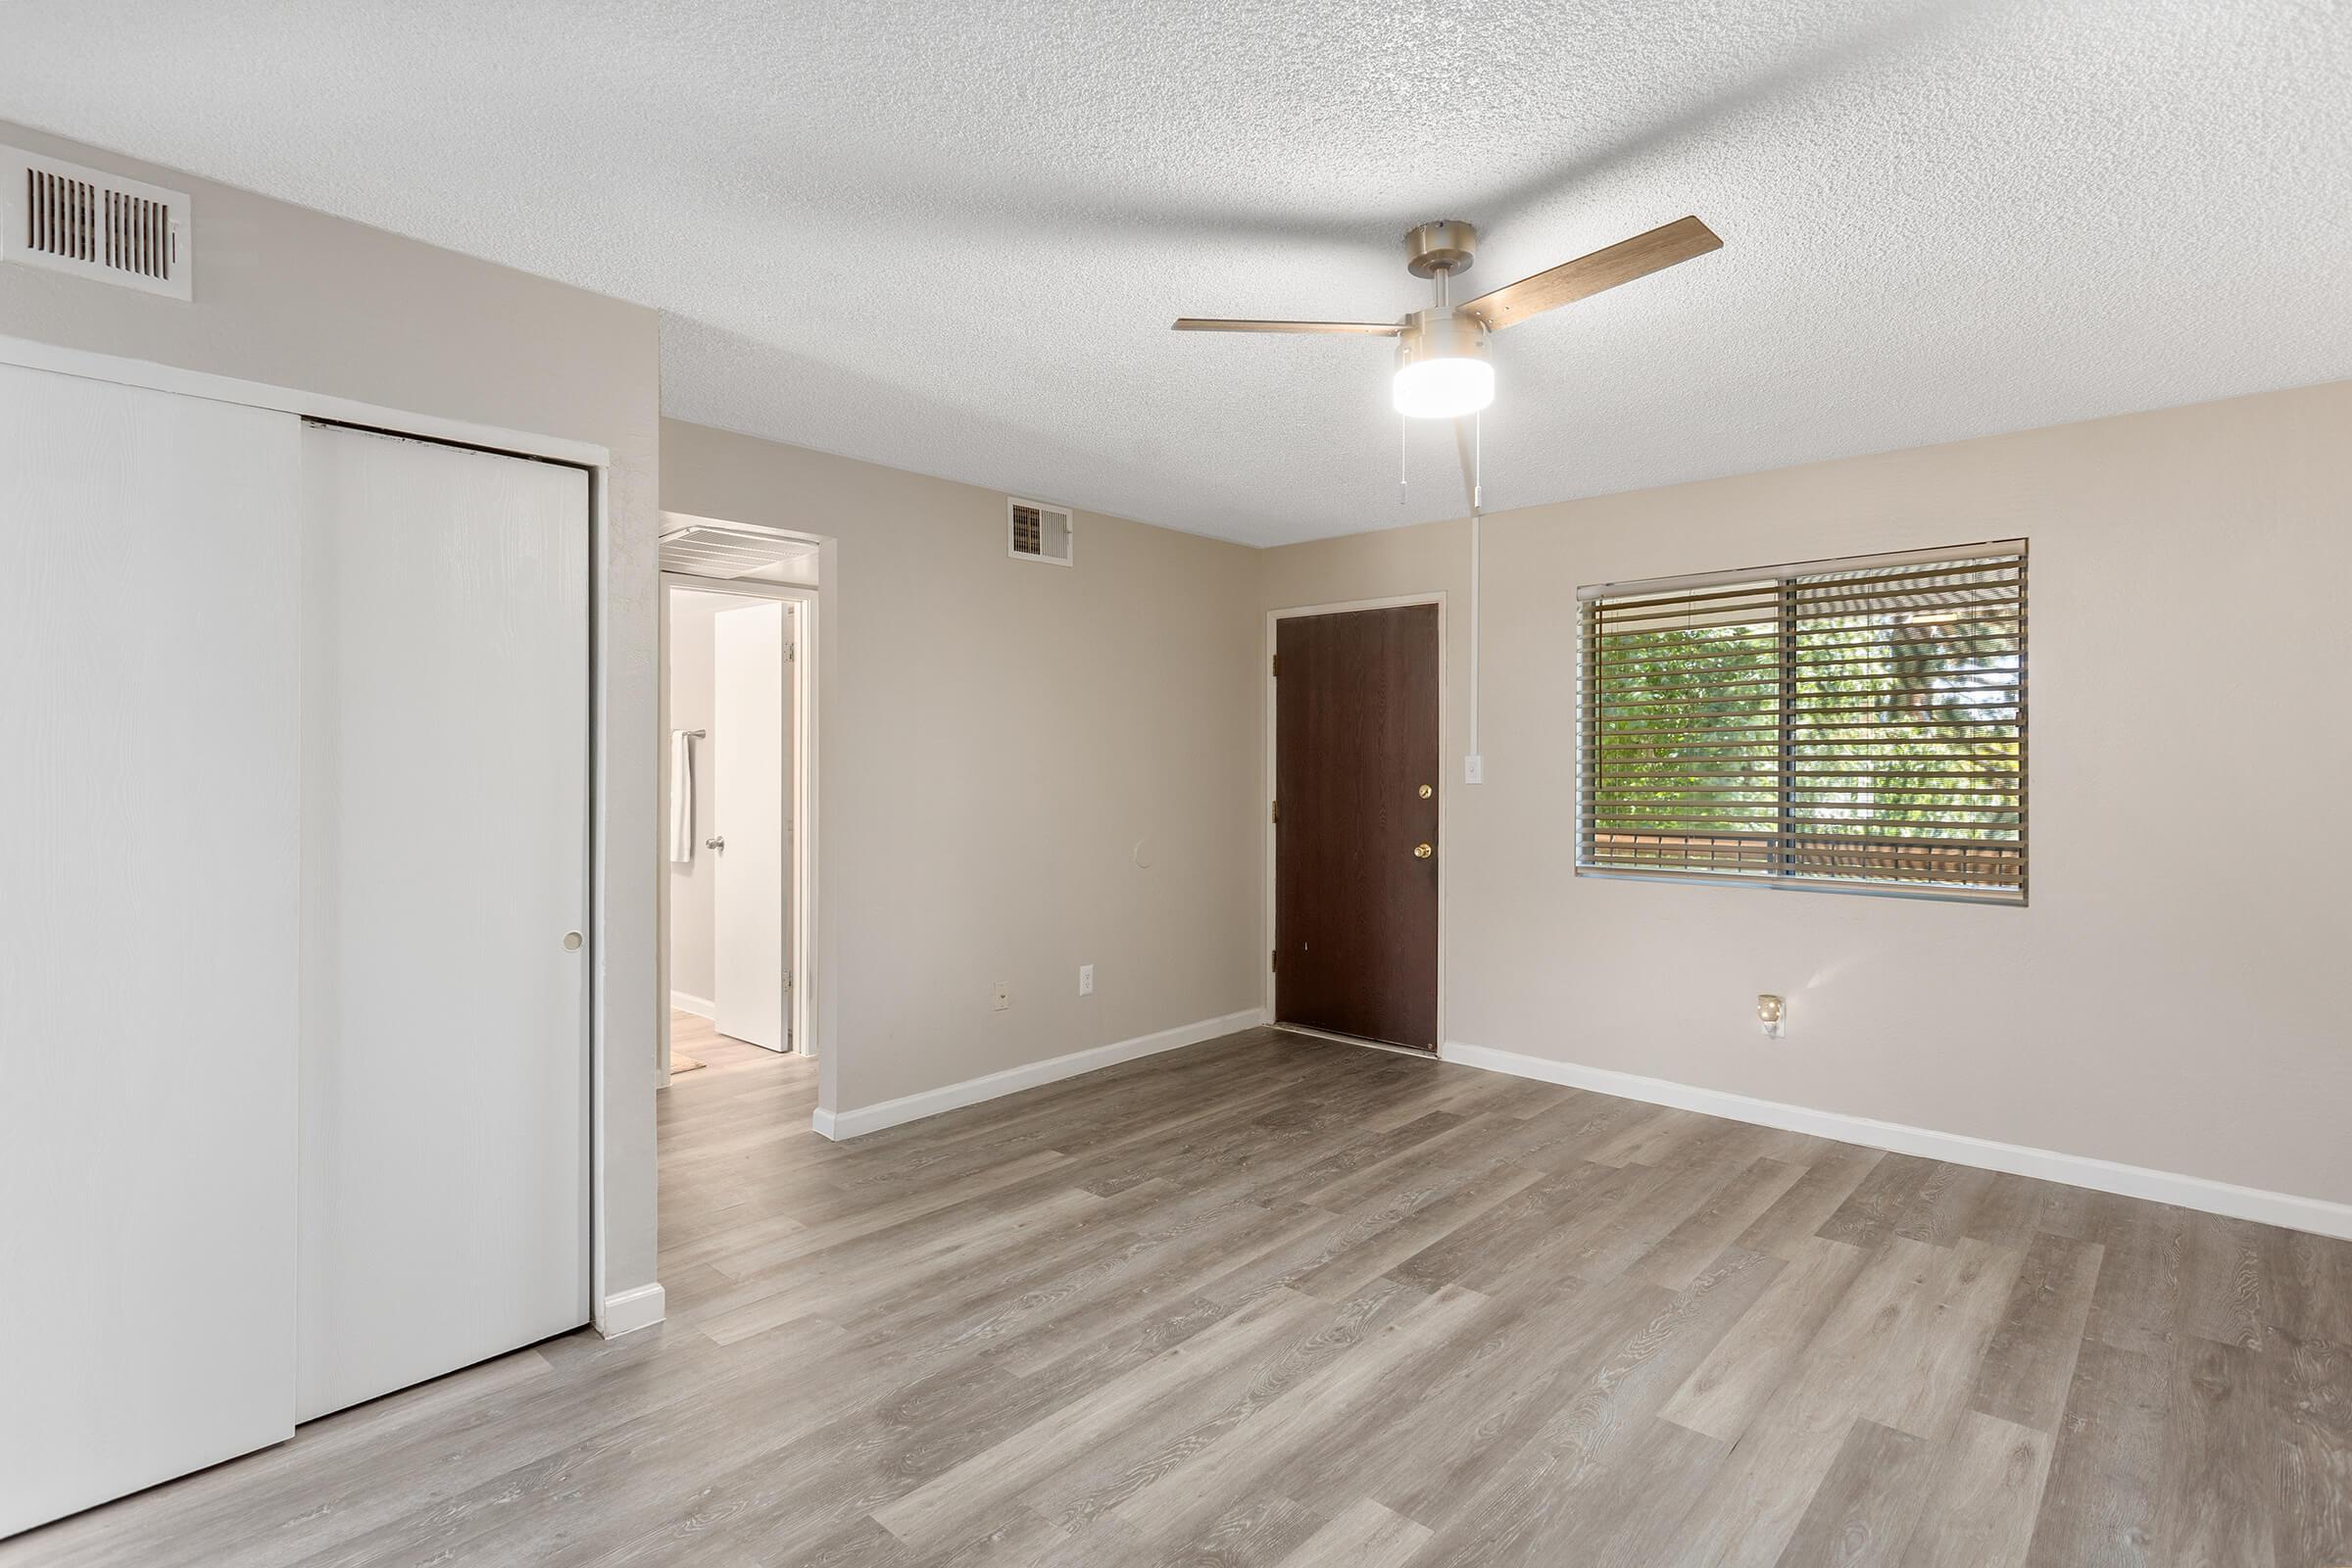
[{"left": 1578, "top": 541, "right": 2027, "bottom": 902}]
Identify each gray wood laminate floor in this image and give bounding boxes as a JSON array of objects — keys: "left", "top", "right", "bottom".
[{"left": 9, "top": 1021, "right": 2350, "bottom": 1566}]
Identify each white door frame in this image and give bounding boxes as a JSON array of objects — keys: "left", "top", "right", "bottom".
[
  {"left": 1263, "top": 591, "right": 1449, "bottom": 1055},
  {"left": 0, "top": 332, "right": 622, "bottom": 1332},
  {"left": 659, "top": 569, "right": 818, "bottom": 1081}
]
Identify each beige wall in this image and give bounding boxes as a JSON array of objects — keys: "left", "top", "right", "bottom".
[
  {"left": 662, "top": 419, "right": 1266, "bottom": 1112},
  {"left": 1261, "top": 379, "right": 2352, "bottom": 1207},
  {"left": 0, "top": 122, "right": 666, "bottom": 1299}
]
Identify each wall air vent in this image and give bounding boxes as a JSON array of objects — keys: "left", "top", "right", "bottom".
[
  {"left": 2, "top": 148, "right": 192, "bottom": 301},
  {"left": 1008, "top": 498, "right": 1073, "bottom": 565}
]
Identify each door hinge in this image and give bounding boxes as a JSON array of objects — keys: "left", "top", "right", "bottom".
[
  {"left": 787, "top": 642, "right": 797, "bottom": 662},
  {"left": 1269, "top": 653, "right": 1280, "bottom": 677},
  {"left": 1270, "top": 948, "right": 1278, "bottom": 973},
  {"left": 1270, "top": 800, "right": 1279, "bottom": 825}
]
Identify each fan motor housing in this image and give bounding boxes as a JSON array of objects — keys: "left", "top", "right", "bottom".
[
  {"left": 1396, "top": 308, "right": 1490, "bottom": 364},
  {"left": 1404, "top": 220, "right": 1478, "bottom": 278},
  {"left": 1394, "top": 308, "right": 1493, "bottom": 395}
]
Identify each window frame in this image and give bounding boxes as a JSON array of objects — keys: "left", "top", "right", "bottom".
[{"left": 1574, "top": 539, "right": 2029, "bottom": 907}]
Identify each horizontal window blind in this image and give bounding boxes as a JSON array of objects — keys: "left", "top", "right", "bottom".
[{"left": 1578, "top": 542, "right": 2027, "bottom": 902}]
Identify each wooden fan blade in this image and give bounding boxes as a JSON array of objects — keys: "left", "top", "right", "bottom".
[
  {"left": 1453, "top": 416, "right": 1481, "bottom": 516},
  {"left": 1459, "top": 216, "right": 1722, "bottom": 331},
  {"left": 1172, "top": 318, "right": 1398, "bottom": 335}
]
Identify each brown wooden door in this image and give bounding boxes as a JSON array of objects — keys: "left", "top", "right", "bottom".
[{"left": 1274, "top": 604, "right": 1441, "bottom": 1051}]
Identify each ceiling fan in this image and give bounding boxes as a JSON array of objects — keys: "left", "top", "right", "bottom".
[{"left": 1173, "top": 215, "right": 1722, "bottom": 511}]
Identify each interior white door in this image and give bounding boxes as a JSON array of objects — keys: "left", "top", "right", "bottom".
[
  {"left": 0, "top": 364, "right": 301, "bottom": 1536},
  {"left": 713, "top": 601, "right": 787, "bottom": 1051},
  {"left": 297, "top": 422, "right": 590, "bottom": 1422}
]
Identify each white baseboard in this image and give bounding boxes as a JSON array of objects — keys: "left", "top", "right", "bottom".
[
  {"left": 812, "top": 1006, "right": 1270, "bottom": 1142},
  {"left": 669, "top": 991, "right": 715, "bottom": 1019},
  {"left": 1441, "top": 1040, "right": 2352, "bottom": 1243},
  {"left": 599, "top": 1282, "right": 666, "bottom": 1339}
]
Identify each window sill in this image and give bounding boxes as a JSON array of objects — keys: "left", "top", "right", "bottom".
[{"left": 1575, "top": 863, "right": 2028, "bottom": 907}]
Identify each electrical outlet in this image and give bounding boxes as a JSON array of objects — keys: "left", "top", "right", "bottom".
[
  {"left": 1078, "top": 964, "right": 1094, "bottom": 997},
  {"left": 993, "top": 980, "right": 1011, "bottom": 1011}
]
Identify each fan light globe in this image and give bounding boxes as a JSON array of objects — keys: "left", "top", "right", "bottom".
[
  {"left": 1393, "top": 355, "right": 1494, "bottom": 419},
  {"left": 1392, "top": 309, "right": 1494, "bottom": 420}
]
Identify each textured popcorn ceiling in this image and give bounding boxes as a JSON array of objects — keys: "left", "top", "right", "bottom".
[{"left": 3, "top": 1, "right": 2347, "bottom": 545}]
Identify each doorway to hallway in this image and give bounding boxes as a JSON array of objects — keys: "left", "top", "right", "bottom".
[{"left": 659, "top": 524, "right": 818, "bottom": 1082}]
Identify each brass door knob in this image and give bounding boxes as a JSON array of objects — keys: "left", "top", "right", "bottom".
[{"left": 1413, "top": 842, "right": 1434, "bottom": 859}]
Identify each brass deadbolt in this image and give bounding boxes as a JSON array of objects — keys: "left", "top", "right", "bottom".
[{"left": 1417, "top": 784, "right": 1434, "bottom": 799}]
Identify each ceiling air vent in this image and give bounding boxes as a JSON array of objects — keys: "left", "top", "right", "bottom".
[
  {"left": 658, "top": 519, "right": 818, "bottom": 582},
  {"left": 2, "top": 148, "right": 192, "bottom": 300},
  {"left": 1008, "top": 498, "right": 1073, "bottom": 565}
]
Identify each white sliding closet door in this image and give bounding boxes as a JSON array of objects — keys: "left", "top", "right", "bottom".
[
  {"left": 298, "top": 423, "right": 590, "bottom": 1421},
  {"left": 0, "top": 365, "right": 302, "bottom": 1536}
]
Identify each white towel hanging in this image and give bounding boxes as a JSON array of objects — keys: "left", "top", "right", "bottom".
[{"left": 668, "top": 729, "right": 696, "bottom": 863}]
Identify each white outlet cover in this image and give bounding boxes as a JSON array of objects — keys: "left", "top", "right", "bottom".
[{"left": 1078, "top": 964, "right": 1094, "bottom": 996}]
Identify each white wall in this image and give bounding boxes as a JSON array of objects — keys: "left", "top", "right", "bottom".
[
  {"left": 1260, "top": 379, "right": 2352, "bottom": 1210},
  {"left": 661, "top": 418, "right": 1266, "bottom": 1114},
  {"left": 0, "top": 120, "right": 665, "bottom": 1302},
  {"left": 664, "top": 590, "right": 727, "bottom": 1006}
]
